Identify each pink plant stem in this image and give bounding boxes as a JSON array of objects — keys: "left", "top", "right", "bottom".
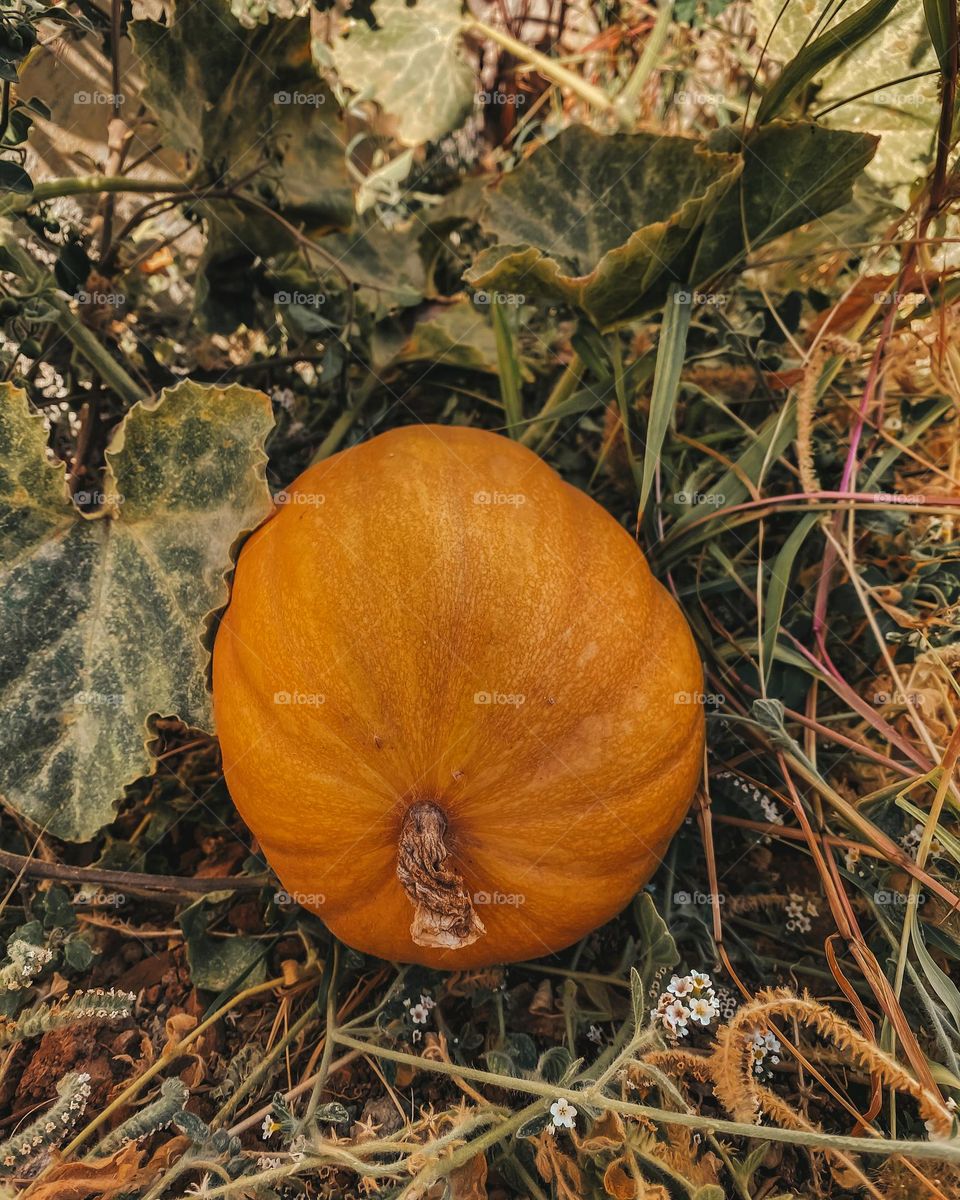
[
  {"left": 784, "top": 632, "right": 932, "bottom": 772},
  {"left": 811, "top": 274, "right": 910, "bottom": 657}
]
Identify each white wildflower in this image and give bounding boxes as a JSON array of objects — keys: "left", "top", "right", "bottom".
[
  {"left": 550, "top": 1098, "right": 577, "bottom": 1129},
  {"left": 667, "top": 974, "right": 694, "bottom": 998}
]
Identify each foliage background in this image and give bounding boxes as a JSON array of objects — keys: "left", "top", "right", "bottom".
[{"left": 0, "top": 0, "right": 959, "bottom": 1197}]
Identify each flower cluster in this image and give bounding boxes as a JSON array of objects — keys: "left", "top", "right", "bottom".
[
  {"left": 715, "top": 771, "right": 782, "bottom": 825},
  {"left": 229, "top": 0, "right": 309, "bottom": 29},
  {"left": 0, "top": 1071, "right": 90, "bottom": 1169},
  {"left": 403, "top": 992, "right": 436, "bottom": 1043},
  {"left": 785, "top": 893, "right": 818, "bottom": 934},
  {"left": 0, "top": 940, "right": 53, "bottom": 991},
  {"left": 749, "top": 1028, "right": 782, "bottom": 1077},
  {"left": 654, "top": 971, "right": 719, "bottom": 1039}
]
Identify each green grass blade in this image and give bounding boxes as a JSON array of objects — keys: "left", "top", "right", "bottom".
[
  {"left": 762, "top": 511, "right": 820, "bottom": 688},
  {"left": 491, "top": 298, "right": 524, "bottom": 438},
  {"left": 641, "top": 284, "right": 691, "bottom": 513},
  {"left": 756, "top": 0, "right": 902, "bottom": 123}
]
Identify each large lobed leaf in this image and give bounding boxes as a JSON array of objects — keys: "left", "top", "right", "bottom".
[
  {"left": 329, "top": 0, "right": 475, "bottom": 147},
  {"left": 0, "top": 382, "right": 274, "bottom": 841},
  {"left": 466, "top": 122, "right": 877, "bottom": 330},
  {"left": 465, "top": 126, "right": 742, "bottom": 331},
  {"left": 132, "top": 1, "right": 353, "bottom": 230}
]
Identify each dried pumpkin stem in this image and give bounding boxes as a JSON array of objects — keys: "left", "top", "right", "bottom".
[{"left": 396, "top": 802, "right": 485, "bottom": 951}]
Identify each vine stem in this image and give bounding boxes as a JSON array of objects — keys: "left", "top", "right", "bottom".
[
  {"left": 0, "top": 233, "right": 146, "bottom": 406},
  {"left": 467, "top": 21, "right": 613, "bottom": 112},
  {"left": 0, "top": 174, "right": 197, "bottom": 216},
  {"left": 329, "top": 1033, "right": 960, "bottom": 1162}
]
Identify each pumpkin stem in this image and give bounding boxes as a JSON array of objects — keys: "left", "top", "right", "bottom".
[{"left": 397, "top": 801, "right": 485, "bottom": 951}]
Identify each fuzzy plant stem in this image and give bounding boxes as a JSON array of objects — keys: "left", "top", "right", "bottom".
[
  {"left": 62, "top": 971, "right": 315, "bottom": 1158},
  {"left": 329, "top": 1033, "right": 960, "bottom": 1163},
  {"left": 0, "top": 1071, "right": 91, "bottom": 1173}
]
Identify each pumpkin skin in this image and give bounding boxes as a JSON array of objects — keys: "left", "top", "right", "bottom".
[{"left": 213, "top": 424, "right": 704, "bottom": 968}]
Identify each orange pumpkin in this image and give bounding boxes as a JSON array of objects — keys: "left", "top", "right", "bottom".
[{"left": 213, "top": 425, "right": 704, "bottom": 968}]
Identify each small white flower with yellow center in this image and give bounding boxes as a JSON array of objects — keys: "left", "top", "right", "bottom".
[
  {"left": 667, "top": 974, "right": 694, "bottom": 998},
  {"left": 689, "top": 996, "right": 716, "bottom": 1025},
  {"left": 659, "top": 997, "right": 691, "bottom": 1036},
  {"left": 550, "top": 1098, "right": 577, "bottom": 1130},
  {"left": 261, "top": 1114, "right": 280, "bottom": 1140}
]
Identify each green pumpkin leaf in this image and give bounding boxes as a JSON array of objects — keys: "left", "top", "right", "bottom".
[
  {"left": 329, "top": 0, "right": 475, "bottom": 147},
  {"left": 132, "top": 1, "right": 352, "bottom": 230},
  {"left": 396, "top": 297, "right": 506, "bottom": 375},
  {"left": 695, "top": 122, "right": 879, "bottom": 282},
  {"left": 180, "top": 896, "right": 268, "bottom": 994},
  {"left": 0, "top": 381, "right": 274, "bottom": 841},
  {"left": 465, "top": 126, "right": 742, "bottom": 331}
]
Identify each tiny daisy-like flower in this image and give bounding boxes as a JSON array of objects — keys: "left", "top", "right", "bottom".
[
  {"left": 667, "top": 974, "right": 693, "bottom": 997},
  {"left": 261, "top": 1114, "right": 280, "bottom": 1139},
  {"left": 689, "top": 996, "right": 717, "bottom": 1025},
  {"left": 659, "top": 997, "right": 691, "bottom": 1036},
  {"left": 550, "top": 1098, "right": 577, "bottom": 1129},
  {"left": 689, "top": 970, "right": 712, "bottom": 990},
  {"left": 409, "top": 1003, "right": 430, "bottom": 1024},
  {"left": 419, "top": 993, "right": 436, "bottom": 1010}
]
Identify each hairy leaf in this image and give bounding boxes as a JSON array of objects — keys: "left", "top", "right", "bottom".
[
  {"left": 133, "top": 2, "right": 352, "bottom": 229},
  {"left": 0, "top": 382, "right": 274, "bottom": 840},
  {"left": 330, "top": 0, "right": 475, "bottom": 147},
  {"left": 695, "top": 122, "right": 878, "bottom": 280},
  {"left": 466, "top": 126, "right": 742, "bottom": 330},
  {"left": 632, "top": 893, "right": 679, "bottom": 1016}
]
